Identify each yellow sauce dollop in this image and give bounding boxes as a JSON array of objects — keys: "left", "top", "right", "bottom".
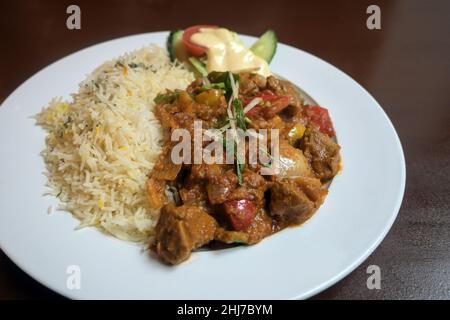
[{"left": 191, "top": 28, "right": 271, "bottom": 77}]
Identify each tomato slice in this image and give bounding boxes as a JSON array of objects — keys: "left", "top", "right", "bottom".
[
  {"left": 304, "top": 105, "right": 335, "bottom": 137},
  {"left": 182, "top": 25, "right": 218, "bottom": 57},
  {"left": 223, "top": 199, "right": 257, "bottom": 231}
]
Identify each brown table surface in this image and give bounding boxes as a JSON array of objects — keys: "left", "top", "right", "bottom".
[{"left": 0, "top": 0, "right": 449, "bottom": 300}]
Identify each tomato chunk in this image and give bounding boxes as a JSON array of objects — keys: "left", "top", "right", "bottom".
[
  {"left": 182, "top": 25, "right": 218, "bottom": 57},
  {"left": 244, "top": 92, "right": 290, "bottom": 119},
  {"left": 304, "top": 105, "right": 335, "bottom": 137},
  {"left": 223, "top": 199, "right": 257, "bottom": 231}
]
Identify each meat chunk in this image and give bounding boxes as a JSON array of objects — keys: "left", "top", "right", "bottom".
[
  {"left": 146, "top": 178, "right": 167, "bottom": 209},
  {"left": 189, "top": 163, "right": 223, "bottom": 180},
  {"left": 227, "top": 170, "right": 268, "bottom": 203},
  {"left": 266, "top": 76, "right": 303, "bottom": 107},
  {"left": 239, "top": 72, "right": 267, "bottom": 95},
  {"left": 153, "top": 204, "right": 216, "bottom": 265},
  {"left": 300, "top": 126, "right": 341, "bottom": 181},
  {"left": 151, "top": 146, "right": 182, "bottom": 181},
  {"left": 206, "top": 170, "right": 238, "bottom": 205},
  {"left": 179, "top": 182, "right": 207, "bottom": 205},
  {"left": 269, "top": 177, "right": 327, "bottom": 227}
]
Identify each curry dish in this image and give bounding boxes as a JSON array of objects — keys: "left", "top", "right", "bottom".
[{"left": 148, "top": 71, "right": 341, "bottom": 264}]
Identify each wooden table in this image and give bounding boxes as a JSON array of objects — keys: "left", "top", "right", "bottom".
[{"left": 0, "top": 0, "right": 449, "bottom": 299}]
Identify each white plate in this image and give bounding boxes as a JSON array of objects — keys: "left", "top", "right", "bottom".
[{"left": 0, "top": 32, "right": 405, "bottom": 299}]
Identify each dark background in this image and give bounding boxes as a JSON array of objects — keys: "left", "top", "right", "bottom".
[{"left": 0, "top": 0, "right": 449, "bottom": 299}]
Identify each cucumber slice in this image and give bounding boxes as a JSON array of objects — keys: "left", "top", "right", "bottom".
[
  {"left": 250, "top": 30, "right": 277, "bottom": 63},
  {"left": 188, "top": 57, "right": 208, "bottom": 77},
  {"left": 167, "top": 29, "right": 188, "bottom": 62},
  {"left": 168, "top": 30, "right": 207, "bottom": 76}
]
